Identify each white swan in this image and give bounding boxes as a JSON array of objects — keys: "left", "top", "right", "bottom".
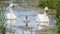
[
  {"left": 6, "top": 4, "right": 16, "bottom": 20},
  {"left": 36, "top": 7, "right": 49, "bottom": 30}
]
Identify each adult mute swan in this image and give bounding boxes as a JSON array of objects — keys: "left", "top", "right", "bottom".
[
  {"left": 36, "top": 7, "right": 49, "bottom": 30},
  {"left": 6, "top": 4, "right": 16, "bottom": 20}
]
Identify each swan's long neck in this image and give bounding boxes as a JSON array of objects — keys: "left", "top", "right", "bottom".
[
  {"left": 9, "top": 8, "right": 13, "bottom": 13},
  {"left": 44, "top": 11, "right": 48, "bottom": 15}
]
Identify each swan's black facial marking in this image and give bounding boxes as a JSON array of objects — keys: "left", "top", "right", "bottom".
[
  {"left": 9, "top": 4, "right": 16, "bottom": 8},
  {"left": 13, "top": 5, "right": 15, "bottom": 8},
  {"left": 45, "top": 10, "right": 48, "bottom": 13}
]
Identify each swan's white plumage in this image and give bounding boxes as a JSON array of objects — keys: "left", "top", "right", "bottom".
[
  {"left": 36, "top": 14, "right": 49, "bottom": 30},
  {"left": 45, "top": 7, "right": 48, "bottom": 10},
  {"left": 36, "top": 7, "right": 49, "bottom": 30},
  {"left": 6, "top": 12, "right": 16, "bottom": 19},
  {"left": 36, "top": 14, "right": 49, "bottom": 25},
  {"left": 6, "top": 4, "right": 16, "bottom": 20}
]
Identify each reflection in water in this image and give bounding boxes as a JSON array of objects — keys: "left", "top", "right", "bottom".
[{"left": 6, "top": 19, "right": 16, "bottom": 34}]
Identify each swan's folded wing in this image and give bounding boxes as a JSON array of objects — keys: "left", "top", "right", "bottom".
[{"left": 36, "top": 14, "right": 41, "bottom": 21}]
